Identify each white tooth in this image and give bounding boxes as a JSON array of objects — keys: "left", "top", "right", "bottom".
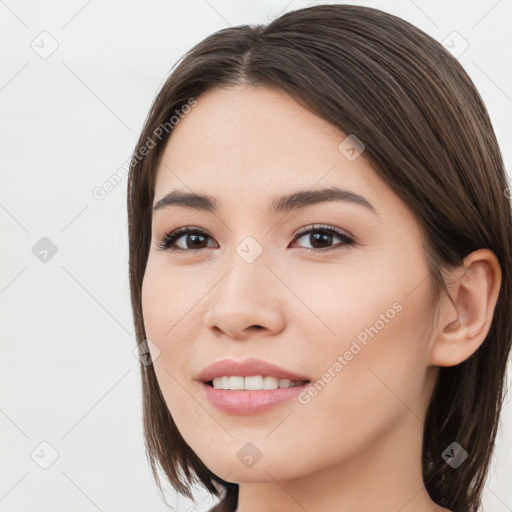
[
  {"left": 221, "top": 376, "right": 230, "bottom": 389},
  {"left": 278, "top": 378, "right": 291, "bottom": 389},
  {"left": 245, "top": 376, "right": 264, "bottom": 390},
  {"left": 211, "top": 375, "right": 301, "bottom": 390},
  {"left": 228, "top": 376, "right": 245, "bottom": 390},
  {"left": 263, "top": 376, "right": 279, "bottom": 390}
]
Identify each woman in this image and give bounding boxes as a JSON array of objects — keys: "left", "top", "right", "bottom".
[{"left": 127, "top": 4, "right": 511, "bottom": 512}]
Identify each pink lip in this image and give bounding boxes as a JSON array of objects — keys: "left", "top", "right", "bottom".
[
  {"left": 199, "top": 382, "right": 310, "bottom": 415},
  {"left": 195, "top": 358, "right": 311, "bottom": 415},
  {"left": 194, "top": 358, "right": 311, "bottom": 383}
]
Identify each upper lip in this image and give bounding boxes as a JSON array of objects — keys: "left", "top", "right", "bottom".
[{"left": 195, "top": 358, "right": 311, "bottom": 383}]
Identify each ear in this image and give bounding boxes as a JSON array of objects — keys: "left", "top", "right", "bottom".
[{"left": 428, "top": 249, "right": 502, "bottom": 367}]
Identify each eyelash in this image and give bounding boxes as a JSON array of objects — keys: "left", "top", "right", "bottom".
[{"left": 156, "top": 224, "right": 355, "bottom": 254}]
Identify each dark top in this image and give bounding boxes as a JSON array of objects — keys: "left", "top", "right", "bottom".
[{"left": 207, "top": 492, "right": 238, "bottom": 512}]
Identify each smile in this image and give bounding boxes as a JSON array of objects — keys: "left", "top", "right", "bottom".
[{"left": 208, "top": 375, "right": 309, "bottom": 390}]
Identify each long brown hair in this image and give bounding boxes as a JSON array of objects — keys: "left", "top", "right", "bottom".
[{"left": 127, "top": 5, "right": 512, "bottom": 511}]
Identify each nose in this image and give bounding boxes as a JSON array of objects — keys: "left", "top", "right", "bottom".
[{"left": 203, "top": 251, "right": 286, "bottom": 341}]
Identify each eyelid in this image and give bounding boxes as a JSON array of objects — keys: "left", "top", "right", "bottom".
[
  {"left": 292, "top": 223, "right": 352, "bottom": 239},
  {"left": 290, "top": 224, "right": 355, "bottom": 251}
]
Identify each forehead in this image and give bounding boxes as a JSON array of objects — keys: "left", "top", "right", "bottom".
[
  {"left": 152, "top": 85, "right": 402, "bottom": 224},
  {"left": 157, "top": 87, "right": 364, "bottom": 183}
]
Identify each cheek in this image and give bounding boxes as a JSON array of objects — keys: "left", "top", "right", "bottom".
[
  {"left": 141, "top": 254, "right": 212, "bottom": 334},
  {"left": 141, "top": 261, "right": 164, "bottom": 335},
  {"left": 141, "top": 259, "right": 207, "bottom": 390},
  {"left": 141, "top": 266, "right": 197, "bottom": 425},
  {"left": 141, "top": 263, "right": 186, "bottom": 382},
  {"left": 324, "top": 289, "right": 432, "bottom": 423},
  {"left": 285, "top": 304, "right": 430, "bottom": 474},
  {"left": 292, "top": 261, "right": 433, "bottom": 423},
  {"left": 141, "top": 260, "right": 196, "bottom": 340},
  {"left": 283, "top": 261, "right": 402, "bottom": 349}
]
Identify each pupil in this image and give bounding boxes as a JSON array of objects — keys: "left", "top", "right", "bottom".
[
  {"left": 311, "top": 232, "right": 331, "bottom": 248},
  {"left": 188, "top": 234, "right": 206, "bottom": 249}
]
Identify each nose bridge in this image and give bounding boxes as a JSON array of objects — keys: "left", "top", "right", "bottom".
[
  {"left": 218, "top": 233, "right": 272, "bottom": 305},
  {"left": 204, "top": 232, "right": 285, "bottom": 338}
]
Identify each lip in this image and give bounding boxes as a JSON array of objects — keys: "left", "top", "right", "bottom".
[
  {"left": 194, "top": 358, "right": 311, "bottom": 383},
  {"left": 195, "top": 358, "right": 312, "bottom": 415},
  {"left": 199, "top": 382, "right": 310, "bottom": 415}
]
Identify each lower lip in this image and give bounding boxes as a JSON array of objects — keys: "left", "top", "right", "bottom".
[{"left": 199, "top": 381, "right": 310, "bottom": 415}]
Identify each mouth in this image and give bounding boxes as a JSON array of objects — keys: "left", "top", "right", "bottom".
[
  {"left": 200, "top": 378, "right": 311, "bottom": 415},
  {"left": 204, "top": 376, "right": 311, "bottom": 390},
  {"left": 195, "top": 358, "right": 312, "bottom": 414}
]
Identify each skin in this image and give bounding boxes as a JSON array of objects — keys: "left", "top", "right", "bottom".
[{"left": 141, "top": 84, "right": 501, "bottom": 512}]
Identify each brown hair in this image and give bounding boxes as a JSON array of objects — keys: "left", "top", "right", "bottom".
[{"left": 127, "top": 4, "right": 512, "bottom": 511}]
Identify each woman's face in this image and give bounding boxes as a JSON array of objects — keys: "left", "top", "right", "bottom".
[{"left": 141, "top": 84, "right": 440, "bottom": 484}]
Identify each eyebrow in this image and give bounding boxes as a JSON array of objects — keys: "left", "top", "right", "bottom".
[{"left": 152, "top": 186, "right": 377, "bottom": 216}]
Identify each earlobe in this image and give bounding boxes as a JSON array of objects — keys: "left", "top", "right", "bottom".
[{"left": 429, "top": 249, "right": 502, "bottom": 367}]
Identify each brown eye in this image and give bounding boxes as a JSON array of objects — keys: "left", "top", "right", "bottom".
[
  {"left": 291, "top": 225, "right": 355, "bottom": 252},
  {"left": 157, "top": 227, "right": 218, "bottom": 252}
]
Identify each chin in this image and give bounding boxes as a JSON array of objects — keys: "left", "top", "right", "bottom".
[{"left": 200, "top": 448, "right": 310, "bottom": 483}]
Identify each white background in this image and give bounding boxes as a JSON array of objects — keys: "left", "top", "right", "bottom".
[{"left": 1, "top": 1, "right": 511, "bottom": 511}]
